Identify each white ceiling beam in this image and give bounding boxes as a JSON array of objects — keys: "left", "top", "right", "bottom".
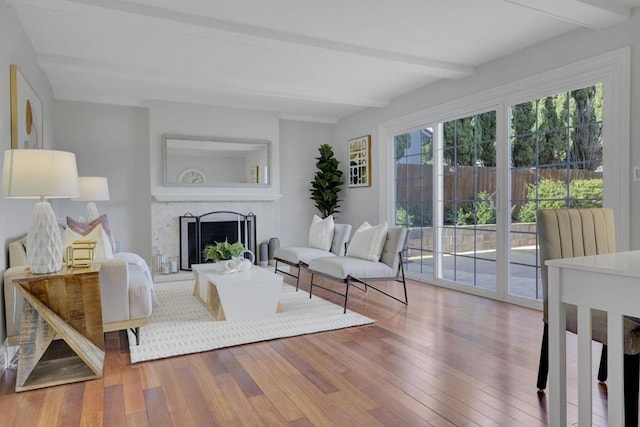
[
  {"left": 278, "top": 114, "right": 339, "bottom": 124},
  {"left": 504, "top": 0, "right": 630, "bottom": 29},
  {"left": 8, "top": 0, "right": 474, "bottom": 79},
  {"left": 37, "top": 53, "right": 390, "bottom": 108}
]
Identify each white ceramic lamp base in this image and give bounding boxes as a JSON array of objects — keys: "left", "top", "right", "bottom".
[
  {"left": 86, "top": 202, "right": 99, "bottom": 222},
  {"left": 26, "top": 201, "right": 63, "bottom": 274}
]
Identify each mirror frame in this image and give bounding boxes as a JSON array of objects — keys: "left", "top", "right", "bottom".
[{"left": 163, "top": 134, "right": 271, "bottom": 187}]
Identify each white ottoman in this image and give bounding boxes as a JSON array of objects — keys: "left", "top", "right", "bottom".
[{"left": 193, "top": 264, "right": 284, "bottom": 321}]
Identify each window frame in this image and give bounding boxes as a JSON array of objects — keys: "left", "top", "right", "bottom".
[{"left": 378, "top": 47, "right": 630, "bottom": 308}]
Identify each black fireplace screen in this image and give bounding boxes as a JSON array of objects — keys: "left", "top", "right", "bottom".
[{"left": 179, "top": 211, "right": 256, "bottom": 270}]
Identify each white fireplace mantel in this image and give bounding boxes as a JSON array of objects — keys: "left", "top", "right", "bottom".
[{"left": 152, "top": 191, "right": 283, "bottom": 202}]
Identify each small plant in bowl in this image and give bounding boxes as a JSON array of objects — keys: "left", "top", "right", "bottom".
[{"left": 203, "top": 239, "right": 245, "bottom": 263}]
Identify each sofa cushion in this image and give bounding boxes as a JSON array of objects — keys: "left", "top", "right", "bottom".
[
  {"left": 309, "top": 256, "right": 394, "bottom": 280},
  {"left": 346, "top": 221, "right": 388, "bottom": 262},
  {"left": 274, "top": 246, "right": 336, "bottom": 265},
  {"left": 308, "top": 214, "right": 334, "bottom": 251},
  {"left": 8, "top": 236, "right": 28, "bottom": 267}
]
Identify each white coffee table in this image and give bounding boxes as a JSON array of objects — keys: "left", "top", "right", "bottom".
[{"left": 192, "top": 264, "right": 283, "bottom": 321}]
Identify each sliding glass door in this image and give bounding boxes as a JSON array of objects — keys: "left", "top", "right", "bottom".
[
  {"left": 508, "top": 84, "right": 603, "bottom": 301},
  {"left": 392, "top": 84, "right": 605, "bottom": 306},
  {"left": 395, "top": 128, "right": 435, "bottom": 277},
  {"left": 394, "top": 110, "right": 499, "bottom": 295},
  {"left": 440, "top": 112, "right": 497, "bottom": 291}
]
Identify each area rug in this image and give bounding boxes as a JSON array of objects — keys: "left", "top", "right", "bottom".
[{"left": 127, "top": 279, "right": 374, "bottom": 363}]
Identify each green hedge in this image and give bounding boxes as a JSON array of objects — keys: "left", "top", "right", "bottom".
[
  {"left": 397, "top": 180, "right": 602, "bottom": 226},
  {"left": 396, "top": 191, "right": 496, "bottom": 226},
  {"left": 516, "top": 178, "right": 602, "bottom": 222}
]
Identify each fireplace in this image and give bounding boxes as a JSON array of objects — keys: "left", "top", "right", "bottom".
[{"left": 179, "top": 211, "right": 256, "bottom": 270}]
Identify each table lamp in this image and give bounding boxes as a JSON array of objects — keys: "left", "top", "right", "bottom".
[
  {"left": 75, "top": 176, "right": 110, "bottom": 221},
  {"left": 2, "top": 149, "right": 80, "bottom": 274}
]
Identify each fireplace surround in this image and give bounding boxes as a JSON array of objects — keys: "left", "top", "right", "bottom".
[{"left": 179, "top": 211, "right": 256, "bottom": 270}]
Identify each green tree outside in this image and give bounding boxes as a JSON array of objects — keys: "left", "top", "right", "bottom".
[{"left": 394, "top": 84, "right": 604, "bottom": 227}]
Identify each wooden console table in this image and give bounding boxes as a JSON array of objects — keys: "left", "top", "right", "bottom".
[{"left": 13, "top": 265, "right": 105, "bottom": 392}]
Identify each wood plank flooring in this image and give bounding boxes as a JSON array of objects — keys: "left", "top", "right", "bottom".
[{"left": 0, "top": 272, "right": 611, "bottom": 426}]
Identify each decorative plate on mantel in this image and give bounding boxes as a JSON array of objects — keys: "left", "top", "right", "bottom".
[{"left": 177, "top": 168, "right": 206, "bottom": 184}]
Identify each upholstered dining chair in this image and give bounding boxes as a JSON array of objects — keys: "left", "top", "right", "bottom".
[{"left": 537, "top": 208, "right": 640, "bottom": 425}]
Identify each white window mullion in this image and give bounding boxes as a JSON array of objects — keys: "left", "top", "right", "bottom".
[
  {"left": 433, "top": 122, "right": 444, "bottom": 280},
  {"left": 495, "top": 103, "right": 510, "bottom": 300}
]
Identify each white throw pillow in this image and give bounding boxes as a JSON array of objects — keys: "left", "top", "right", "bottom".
[
  {"left": 308, "top": 215, "right": 335, "bottom": 251},
  {"left": 346, "top": 221, "right": 388, "bottom": 262},
  {"left": 67, "top": 214, "right": 116, "bottom": 253},
  {"left": 62, "top": 223, "right": 114, "bottom": 262}
]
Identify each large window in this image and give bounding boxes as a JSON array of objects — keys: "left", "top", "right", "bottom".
[
  {"left": 395, "top": 128, "right": 434, "bottom": 276},
  {"left": 508, "top": 85, "right": 603, "bottom": 300},
  {"left": 440, "top": 112, "right": 497, "bottom": 289},
  {"left": 383, "top": 48, "right": 628, "bottom": 307}
]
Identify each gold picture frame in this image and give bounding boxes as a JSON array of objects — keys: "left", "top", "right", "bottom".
[
  {"left": 10, "top": 64, "right": 43, "bottom": 149},
  {"left": 348, "top": 135, "right": 371, "bottom": 187}
]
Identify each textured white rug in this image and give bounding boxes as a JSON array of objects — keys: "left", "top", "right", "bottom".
[{"left": 127, "top": 279, "right": 374, "bottom": 363}]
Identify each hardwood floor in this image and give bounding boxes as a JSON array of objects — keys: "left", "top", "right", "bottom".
[{"left": 0, "top": 272, "right": 610, "bottom": 426}]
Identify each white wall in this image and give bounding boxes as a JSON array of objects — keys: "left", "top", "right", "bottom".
[
  {"left": 278, "top": 119, "right": 337, "bottom": 246},
  {"left": 149, "top": 101, "right": 282, "bottom": 260},
  {"left": 0, "top": 2, "right": 57, "bottom": 345},
  {"left": 335, "top": 8, "right": 640, "bottom": 244},
  {"left": 54, "top": 101, "right": 151, "bottom": 259}
]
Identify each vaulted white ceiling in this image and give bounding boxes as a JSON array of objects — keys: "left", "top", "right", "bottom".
[{"left": 7, "top": 0, "right": 640, "bottom": 123}]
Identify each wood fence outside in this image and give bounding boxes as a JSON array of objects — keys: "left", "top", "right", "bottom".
[{"left": 395, "top": 164, "right": 601, "bottom": 208}]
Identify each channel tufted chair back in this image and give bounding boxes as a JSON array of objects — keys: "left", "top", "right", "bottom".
[{"left": 537, "top": 207, "right": 616, "bottom": 328}]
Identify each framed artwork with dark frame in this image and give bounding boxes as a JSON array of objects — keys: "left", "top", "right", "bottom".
[
  {"left": 348, "top": 135, "right": 371, "bottom": 187},
  {"left": 10, "top": 64, "right": 43, "bottom": 149}
]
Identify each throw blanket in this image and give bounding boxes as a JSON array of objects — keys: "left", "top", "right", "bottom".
[{"left": 114, "top": 252, "right": 154, "bottom": 291}]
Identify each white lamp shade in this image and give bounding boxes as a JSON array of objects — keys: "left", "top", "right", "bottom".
[
  {"left": 76, "top": 176, "right": 110, "bottom": 201},
  {"left": 2, "top": 149, "right": 80, "bottom": 198},
  {"left": 2, "top": 149, "right": 79, "bottom": 274}
]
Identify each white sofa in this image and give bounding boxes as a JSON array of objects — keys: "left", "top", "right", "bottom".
[
  {"left": 4, "top": 235, "right": 153, "bottom": 346},
  {"left": 274, "top": 223, "right": 352, "bottom": 290},
  {"left": 308, "top": 226, "right": 409, "bottom": 313}
]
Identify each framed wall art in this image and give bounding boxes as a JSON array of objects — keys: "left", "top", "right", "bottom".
[
  {"left": 10, "top": 64, "right": 43, "bottom": 149},
  {"left": 348, "top": 135, "right": 371, "bottom": 187}
]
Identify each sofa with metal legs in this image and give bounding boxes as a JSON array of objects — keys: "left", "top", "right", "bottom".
[{"left": 307, "top": 226, "right": 408, "bottom": 313}]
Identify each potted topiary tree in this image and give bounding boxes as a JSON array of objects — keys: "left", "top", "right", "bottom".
[{"left": 309, "top": 144, "right": 344, "bottom": 218}]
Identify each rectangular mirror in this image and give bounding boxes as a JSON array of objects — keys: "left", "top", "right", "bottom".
[{"left": 163, "top": 135, "right": 271, "bottom": 187}]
